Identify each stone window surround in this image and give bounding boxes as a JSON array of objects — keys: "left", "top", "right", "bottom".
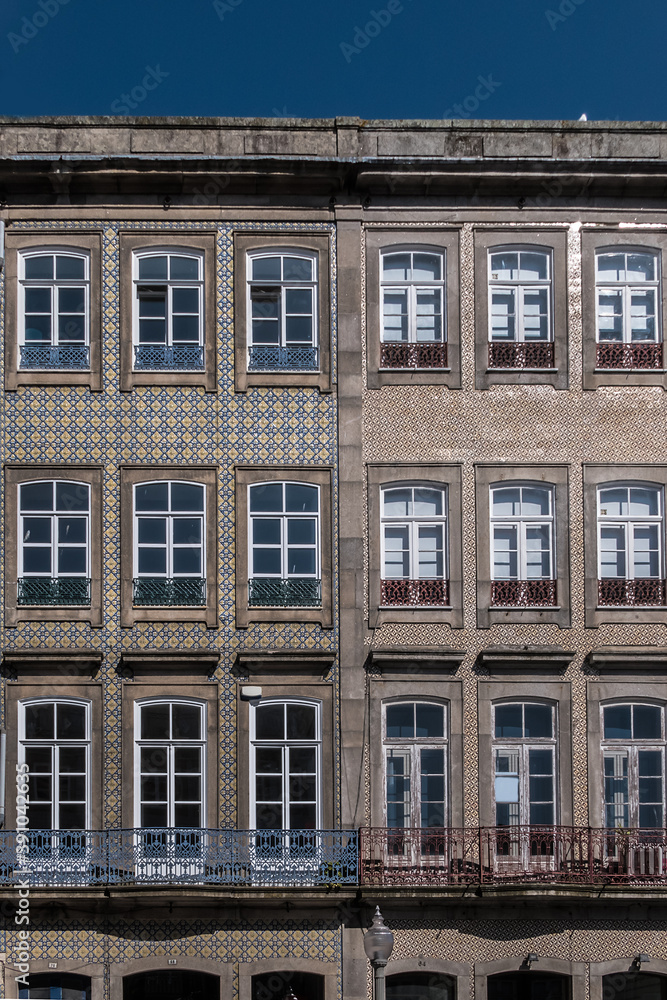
[
  {"left": 477, "top": 680, "right": 573, "bottom": 828},
  {"left": 120, "top": 680, "right": 219, "bottom": 829},
  {"left": 385, "top": 960, "right": 471, "bottom": 1000},
  {"left": 589, "top": 958, "right": 667, "bottom": 1000},
  {"left": 365, "top": 228, "right": 462, "bottom": 389},
  {"left": 586, "top": 678, "right": 667, "bottom": 828},
  {"left": 4, "top": 464, "right": 104, "bottom": 627},
  {"left": 118, "top": 232, "right": 217, "bottom": 393},
  {"left": 234, "top": 232, "right": 332, "bottom": 393},
  {"left": 583, "top": 463, "right": 667, "bottom": 627},
  {"left": 119, "top": 464, "right": 218, "bottom": 628},
  {"left": 239, "top": 959, "right": 335, "bottom": 1000},
  {"left": 473, "top": 227, "right": 569, "bottom": 390},
  {"left": 475, "top": 957, "right": 586, "bottom": 1000},
  {"left": 4, "top": 675, "right": 103, "bottom": 830},
  {"left": 110, "top": 958, "right": 232, "bottom": 1000},
  {"left": 367, "top": 463, "right": 464, "bottom": 629},
  {"left": 235, "top": 679, "right": 334, "bottom": 828},
  {"left": 475, "top": 463, "right": 571, "bottom": 629},
  {"left": 368, "top": 678, "right": 464, "bottom": 829},
  {"left": 15, "top": 963, "right": 105, "bottom": 1000},
  {"left": 582, "top": 229, "right": 667, "bottom": 390},
  {"left": 4, "top": 231, "right": 103, "bottom": 391},
  {"left": 235, "top": 465, "right": 333, "bottom": 628}
]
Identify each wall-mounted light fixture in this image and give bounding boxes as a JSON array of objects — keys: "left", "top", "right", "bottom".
[{"left": 634, "top": 954, "right": 650, "bottom": 971}]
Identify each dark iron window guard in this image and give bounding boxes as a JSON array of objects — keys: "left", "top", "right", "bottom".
[
  {"left": 596, "top": 343, "right": 663, "bottom": 369},
  {"left": 133, "top": 577, "right": 207, "bottom": 606},
  {"left": 380, "top": 579, "right": 449, "bottom": 606},
  {"left": 598, "top": 578, "right": 666, "bottom": 606},
  {"left": 20, "top": 345, "right": 90, "bottom": 370},
  {"left": 380, "top": 342, "right": 448, "bottom": 370},
  {"left": 17, "top": 577, "right": 91, "bottom": 606},
  {"left": 134, "top": 345, "right": 205, "bottom": 370},
  {"left": 489, "top": 342, "right": 555, "bottom": 369},
  {"left": 491, "top": 580, "right": 557, "bottom": 607},
  {"left": 248, "top": 346, "right": 319, "bottom": 371},
  {"left": 248, "top": 578, "right": 321, "bottom": 607}
]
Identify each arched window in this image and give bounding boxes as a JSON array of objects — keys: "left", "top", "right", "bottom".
[
  {"left": 19, "top": 249, "right": 90, "bottom": 371},
  {"left": 487, "top": 247, "right": 553, "bottom": 370},
  {"left": 602, "top": 702, "right": 666, "bottom": 828},
  {"left": 133, "top": 480, "right": 206, "bottom": 607},
  {"left": 595, "top": 248, "right": 662, "bottom": 369},
  {"left": 493, "top": 701, "right": 557, "bottom": 828},
  {"left": 380, "top": 249, "right": 447, "bottom": 370},
  {"left": 124, "top": 970, "right": 219, "bottom": 1000},
  {"left": 19, "top": 973, "right": 91, "bottom": 1000},
  {"left": 387, "top": 972, "right": 456, "bottom": 1000},
  {"left": 18, "top": 479, "right": 91, "bottom": 607},
  {"left": 251, "top": 971, "right": 324, "bottom": 1000},
  {"left": 490, "top": 483, "right": 556, "bottom": 607},
  {"left": 602, "top": 972, "right": 667, "bottom": 1000},
  {"left": 380, "top": 485, "right": 448, "bottom": 607},
  {"left": 383, "top": 701, "right": 448, "bottom": 831},
  {"left": 597, "top": 483, "right": 665, "bottom": 606},
  {"left": 488, "top": 972, "right": 569, "bottom": 1000},
  {"left": 247, "top": 250, "right": 318, "bottom": 371},
  {"left": 132, "top": 249, "right": 204, "bottom": 371},
  {"left": 248, "top": 481, "right": 321, "bottom": 607}
]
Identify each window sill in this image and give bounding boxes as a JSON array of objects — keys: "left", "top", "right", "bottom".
[
  {"left": 491, "top": 605, "right": 562, "bottom": 611},
  {"left": 486, "top": 367, "right": 558, "bottom": 373},
  {"left": 595, "top": 367, "right": 667, "bottom": 373},
  {"left": 597, "top": 604, "right": 667, "bottom": 611},
  {"left": 380, "top": 604, "right": 452, "bottom": 610},
  {"left": 380, "top": 366, "right": 451, "bottom": 373}
]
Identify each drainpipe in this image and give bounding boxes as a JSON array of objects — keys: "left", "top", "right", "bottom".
[{"left": 0, "top": 731, "right": 6, "bottom": 827}]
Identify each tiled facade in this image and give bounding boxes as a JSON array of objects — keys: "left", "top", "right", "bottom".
[{"left": 1, "top": 117, "right": 667, "bottom": 1000}]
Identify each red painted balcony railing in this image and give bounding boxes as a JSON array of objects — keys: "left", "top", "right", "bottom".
[
  {"left": 488, "top": 342, "right": 555, "bottom": 369},
  {"left": 381, "top": 579, "right": 449, "bottom": 607},
  {"left": 380, "top": 342, "right": 448, "bottom": 369},
  {"left": 491, "top": 580, "right": 557, "bottom": 607},
  {"left": 360, "top": 827, "right": 667, "bottom": 886},
  {"left": 598, "top": 578, "right": 666, "bottom": 606},
  {"left": 596, "top": 343, "right": 663, "bottom": 369}
]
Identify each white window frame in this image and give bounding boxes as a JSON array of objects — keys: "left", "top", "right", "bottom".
[
  {"left": 132, "top": 480, "right": 206, "bottom": 581},
  {"left": 18, "top": 248, "right": 90, "bottom": 363},
  {"left": 380, "top": 485, "right": 448, "bottom": 581},
  {"left": 18, "top": 698, "right": 92, "bottom": 831},
  {"left": 380, "top": 249, "right": 446, "bottom": 345},
  {"left": 595, "top": 249, "right": 661, "bottom": 345},
  {"left": 249, "top": 698, "right": 322, "bottom": 831},
  {"left": 597, "top": 482, "right": 664, "bottom": 580},
  {"left": 382, "top": 700, "right": 448, "bottom": 831},
  {"left": 131, "top": 249, "right": 204, "bottom": 365},
  {"left": 601, "top": 702, "right": 666, "bottom": 830},
  {"left": 246, "top": 249, "right": 319, "bottom": 353},
  {"left": 490, "top": 483, "right": 555, "bottom": 581},
  {"left": 492, "top": 701, "right": 558, "bottom": 830},
  {"left": 248, "top": 481, "right": 321, "bottom": 581},
  {"left": 488, "top": 247, "right": 553, "bottom": 344},
  {"left": 133, "top": 698, "right": 206, "bottom": 830},
  {"left": 18, "top": 479, "right": 91, "bottom": 581}
]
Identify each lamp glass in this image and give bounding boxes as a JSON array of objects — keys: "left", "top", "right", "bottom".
[{"left": 363, "top": 907, "right": 395, "bottom": 964}]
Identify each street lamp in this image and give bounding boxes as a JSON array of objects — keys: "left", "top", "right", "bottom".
[{"left": 364, "top": 906, "right": 395, "bottom": 1000}]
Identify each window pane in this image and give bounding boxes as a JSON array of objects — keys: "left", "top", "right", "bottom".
[
  {"left": 290, "top": 746, "right": 316, "bottom": 772},
  {"left": 256, "top": 803, "right": 282, "bottom": 829},
  {"left": 56, "top": 704, "right": 86, "bottom": 740},
  {"left": 174, "top": 775, "right": 201, "bottom": 801},
  {"left": 173, "top": 518, "right": 202, "bottom": 545},
  {"left": 141, "top": 704, "right": 170, "bottom": 740},
  {"left": 600, "top": 526, "right": 626, "bottom": 578},
  {"left": 417, "top": 526, "right": 443, "bottom": 578},
  {"left": 58, "top": 287, "right": 85, "bottom": 314},
  {"left": 58, "top": 546, "right": 87, "bottom": 575},
  {"left": 138, "top": 548, "right": 166, "bottom": 574},
  {"left": 522, "top": 289, "right": 549, "bottom": 341},
  {"left": 24, "top": 315, "right": 51, "bottom": 343},
  {"left": 169, "top": 256, "right": 199, "bottom": 280},
  {"left": 604, "top": 705, "right": 632, "bottom": 740},
  {"left": 22, "top": 547, "right": 52, "bottom": 574},
  {"left": 256, "top": 775, "right": 282, "bottom": 800},
  {"left": 386, "top": 704, "right": 415, "bottom": 739},
  {"left": 255, "top": 747, "right": 283, "bottom": 773},
  {"left": 285, "top": 483, "right": 318, "bottom": 512},
  {"left": 521, "top": 487, "right": 551, "bottom": 515},
  {"left": 490, "top": 290, "right": 515, "bottom": 340},
  {"left": 492, "top": 487, "right": 520, "bottom": 516},
  {"left": 519, "top": 252, "right": 548, "bottom": 281},
  {"left": 382, "top": 290, "right": 409, "bottom": 342},
  {"left": 413, "top": 488, "right": 443, "bottom": 517},
  {"left": 288, "top": 549, "right": 316, "bottom": 575},
  {"left": 490, "top": 252, "right": 519, "bottom": 280},
  {"left": 172, "top": 287, "right": 200, "bottom": 314},
  {"left": 58, "top": 517, "right": 86, "bottom": 544},
  {"left": 172, "top": 548, "right": 201, "bottom": 574},
  {"left": 289, "top": 775, "right": 317, "bottom": 801},
  {"left": 599, "top": 487, "right": 628, "bottom": 517},
  {"left": 56, "top": 482, "right": 89, "bottom": 513},
  {"left": 383, "top": 253, "right": 411, "bottom": 281},
  {"left": 60, "top": 747, "right": 86, "bottom": 773},
  {"left": 25, "top": 255, "right": 54, "bottom": 279},
  {"left": 135, "top": 483, "right": 169, "bottom": 511},
  {"left": 59, "top": 774, "right": 86, "bottom": 801},
  {"left": 283, "top": 256, "right": 313, "bottom": 281},
  {"left": 25, "top": 287, "right": 52, "bottom": 313},
  {"left": 255, "top": 704, "right": 285, "bottom": 740},
  {"left": 495, "top": 704, "right": 523, "bottom": 738},
  {"left": 171, "top": 483, "right": 204, "bottom": 512},
  {"left": 252, "top": 549, "right": 281, "bottom": 575},
  {"left": 525, "top": 525, "right": 551, "bottom": 579},
  {"left": 383, "top": 526, "right": 409, "bottom": 578},
  {"left": 412, "top": 253, "right": 442, "bottom": 281},
  {"left": 171, "top": 704, "right": 202, "bottom": 739},
  {"left": 285, "top": 288, "right": 312, "bottom": 315},
  {"left": 25, "top": 747, "right": 52, "bottom": 772},
  {"left": 21, "top": 482, "right": 54, "bottom": 511},
  {"left": 175, "top": 747, "right": 201, "bottom": 773},
  {"left": 597, "top": 253, "right": 626, "bottom": 282},
  {"left": 55, "top": 255, "right": 86, "bottom": 280},
  {"left": 250, "top": 483, "right": 283, "bottom": 512},
  {"left": 627, "top": 253, "right": 656, "bottom": 282},
  {"left": 633, "top": 705, "right": 662, "bottom": 739},
  {"left": 632, "top": 526, "right": 659, "bottom": 578},
  {"left": 604, "top": 753, "right": 629, "bottom": 827},
  {"left": 492, "top": 526, "right": 518, "bottom": 579},
  {"left": 529, "top": 802, "right": 554, "bottom": 825},
  {"left": 415, "top": 703, "right": 444, "bottom": 738},
  {"left": 631, "top": 290, "right": 656, "bottom": 341},
  {"left": 629, "top": 488, "right": 659, "bottom": 517},
  {"left": 22, "top": 517, "right": 51, "bottom": 544},
  {"left": 290, "top": 803, "right": 316, "bottom": 829},
  {"left": 252, "top": 256, "right": 281, "bottom": 281},
  {"left": 287, "top": 518, "right": 316, "bottom": 545},
  {"left": 598, "top": 291, "right": 623, "bottom": 341},
  {"left": 58, "top": 316, "right": 85, "bottom": 343},
  {"left": 138, "top": 256, "right": 168, "bottom": 280},
  {"left": 138, "top": 518, "right": 167, "bottom": 544},
  {"left": 415, "top": 291, "right": 443, "bottom": 341},
  {"left": 286, "top": 703, "right": 316, "bottom": 740},
  {"left": 524, "top": 703, "right": 553, "bottom": 738},
  {"left": 252, "top": 518, "right": 280, "bottom": 545},
  {"left": 383, "top": 488, "right": 412, "bottom": 517},
  {"left": 25, "top": 703, "right": 55, "bottom": 740}
]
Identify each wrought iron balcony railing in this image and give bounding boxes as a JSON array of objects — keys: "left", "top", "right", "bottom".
[
  {"left": 488, "top": 342, "right": 555, "bottom": 369},
  {"left": 134, "top": 345, "right": 205, "bottom": 370},
  {"left": 20, "top": 345, "right": 90, "bottom": 369},
  {"left": 597, "top": 343, "right": 663, "bottom": 369},
  {"left": 491, "top": 580, "right": 557, "bottom": 607},
  {"left": 598, "top": 578, "right": 666, "bottom": 606},
  {"left": 0, "top": 829, "right": 358, "bottom": 887},
  {"left": 360, "top": 826, "right": 667, "bottom": 886},
  {"left": 380, "top": 342, "right": 448, "bottom": 370},
  {"left": 248, "top": 346, "right": 319, "bottom": 371},
  {"left": 17, "top": 577, "right": 91, "bottom": 606},
  {"left": 248, "top": 577, "right": 321, "bottom": 607},
  {"left": 381, "top": 579, "right": 449, "bottom": 606},
  {"left": 133, "top": 577, "right": 206, "bottom": 606}
]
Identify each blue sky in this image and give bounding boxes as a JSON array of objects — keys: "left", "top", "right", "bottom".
[{"left": 0, "top": 0, "right": 665, "bottom": 122}]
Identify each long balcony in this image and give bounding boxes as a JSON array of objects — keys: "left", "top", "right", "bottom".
[{"left": 3, "top": 827, "right": 667, "bottom": 889}]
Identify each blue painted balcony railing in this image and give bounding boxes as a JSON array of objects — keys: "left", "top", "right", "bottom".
[
  {"left": 0, "top": 829, "right": 358, "bottom": 887},
  {"left": 134, "top": 345, "right": 205, "bottom": 370},
  {"left": 20, "top": 345, "right": 90, "bottom": 369},
  {"left": 248, "top": 578, "right": 322, "bottom": 607},
  {"left": 17, "top": 577, "right": 91, "bottom": 606},
  {"left": 133, "top": 577, "right": 206, "bottom": 606},
  {"left": 248, "top": 346, "right": 319, "bottom": 371}
]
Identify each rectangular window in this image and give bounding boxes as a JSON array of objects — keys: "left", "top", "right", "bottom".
[{"left": 596, "top": 483, "right": 665, "bottom": 607}]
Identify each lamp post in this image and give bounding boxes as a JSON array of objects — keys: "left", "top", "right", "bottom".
[{"left": 363, "top": 906, "right": 395, "bottom": 1000}]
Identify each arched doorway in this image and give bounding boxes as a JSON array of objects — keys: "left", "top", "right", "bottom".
[
  {"left": 602, "top": 972, "right": 667, "bottom": 1000},
  {"left": 387, "top": 972, "right": 456, "bottom": 1000},
  {"left": 251, "top": 971, "right": 324, "bottom": 1000},
  {"left": 487, "top": 972, "right": 570, "bottom": 1000},
  {"left": 123, "top": 970, "right": 219, "bottom": 1000},
  {"left": 18, "top": 974, "right": 91, "bottom": 1000}
]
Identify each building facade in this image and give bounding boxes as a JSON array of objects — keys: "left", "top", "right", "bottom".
[{"left": 0, "top": 117, "right": 667, "bottom": 1000}]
